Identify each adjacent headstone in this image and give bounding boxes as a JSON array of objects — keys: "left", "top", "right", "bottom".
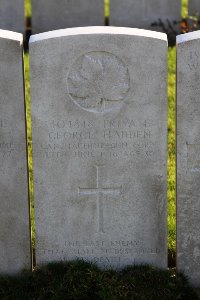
[
  {"left": 110, "top": 0, "right": 181, "bottom": 33},
  {"left": 177, "top": 31, "right": 200, "bottom": 287},
  {"left": 31, "top": 0, "right": 104, "bottom": 34},
  {"left": 0, "top": 30, "right": 31, "bottom": 274},
  {"left": 30, "top": 27, "right": 168, "bottom": 269},
  {"left": 0, "top": 0, "right": 24, "bottom": 33},
  {"left": 189, "top": 0, "right": 200, "bottom": 16}
]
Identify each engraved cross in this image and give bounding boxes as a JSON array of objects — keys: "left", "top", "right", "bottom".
[{"left": 79, "top": 166, "right": 122, "bottom": 233}]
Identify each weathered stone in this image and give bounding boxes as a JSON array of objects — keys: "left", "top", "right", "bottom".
[
  {"left": 30, "top": 27, "right": 168, "bottom": 269},
  {"left": 177, "top": 31, "right": 200, "bottom": 287},
  {"left": 110, "top": 0, "right": 181, "bottom": 33},
  {"left": 0, "top": 30, "right": 31, "bottom": 275},
  {"left": 32, "top": 0, "right": 104, "bottom": 34},
  {"left": 0, "top": 0, "right": 24, "bottom": 33},
  {"left": 189, "top": 0, "right": 200, "bottom": 16}
]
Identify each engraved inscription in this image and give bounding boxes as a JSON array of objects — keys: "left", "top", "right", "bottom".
[
  {"left": 34, "top": 118, "right": 155, "bottom": 160},
  {"left": 39, "top": 239, "right": 161, "bottom": 265},
  {"left": 67, "top": 52, "right": 130, "bottom": 112},
  {"left": 79, "top": 166, "right": 122, "bottom": 233}
]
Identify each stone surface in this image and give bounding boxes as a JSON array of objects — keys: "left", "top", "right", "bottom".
[
  {"left": 110, "top": 0, "right": 181, "bottom": 33},
  {"left": 189, "top": 0, "right": 200, "bottom": 16},
  {"left": 0, "top": 0, "right": 24, "bottom": 33},
  {"left": 30, "top": 27, "right": 168, "bottom": 269},
  {"left": 0, "top": 30, "right": 31, "bottom": 275},
  {"left": 177, "top": 31, "right": 200, "bottom": 287},
  {"left": 31, "top": 0, "right": 104, "bottom": 34}
]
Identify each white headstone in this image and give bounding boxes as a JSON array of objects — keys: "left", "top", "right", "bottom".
[
  {"left": 30, "top": 27, "right": 168, "bottom": 269},
  {"left": 32, "top": 0, "right": 104, "bottom": 34},
  {"left": 177, "top": 31, "right": 200, "bottom": 287},
  {"left": 189, "top": 0, "right": 200, "bottom": 16},
  {"left": 110, "top": 0, "right": 181, "bottom": 33},
  {"left": 0, "top": 30, "right": 31, "bottom": 275},
  {"left": 0, "top": 0, "right": 24, "bottom": 33}
]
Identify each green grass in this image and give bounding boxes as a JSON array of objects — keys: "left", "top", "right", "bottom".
[
  {"left": 25, "top": 0, "right": 31, "bottom": 18},
  {"left": 24, "top": 52, "right": 35, "bottom": 249},
  {"left": 168, "top": 47, "right": 176, "bottom": 263},
  {"left": 105, "top": 0, "right": 109, "bottom": 17},
  {"left": 182, "top": 0, "right": 188, "bottom": 18},
  {"left": 0, "top": 261, "right": 199, "bottom": 299}
]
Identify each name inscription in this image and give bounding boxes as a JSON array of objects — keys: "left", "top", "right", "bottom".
[{"left": 34, "top": 118, "right": 156, "bottom": 160}]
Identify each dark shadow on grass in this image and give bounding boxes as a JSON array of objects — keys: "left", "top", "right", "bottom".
[{"left": 0, "top": 260, "right": 199, "bottom": 300}]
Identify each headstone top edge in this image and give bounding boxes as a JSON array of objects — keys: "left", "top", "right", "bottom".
[
  {"left": 177, "top": 31, "right": 200, "bottom": 44},
  {"left": 29, "top": 26, "right": 168, "bottom": 44},
  {"left": 0, "top": 29, "right": 23, "bottom": 43}
]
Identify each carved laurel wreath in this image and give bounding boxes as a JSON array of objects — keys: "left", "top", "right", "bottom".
[{"left": 67, "top": 52, "right": 130, "bottom": 112}]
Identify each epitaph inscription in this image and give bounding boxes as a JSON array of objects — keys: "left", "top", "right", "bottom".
[{"left": 39, "top": 239, "right": 161, "bottom": 266}]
